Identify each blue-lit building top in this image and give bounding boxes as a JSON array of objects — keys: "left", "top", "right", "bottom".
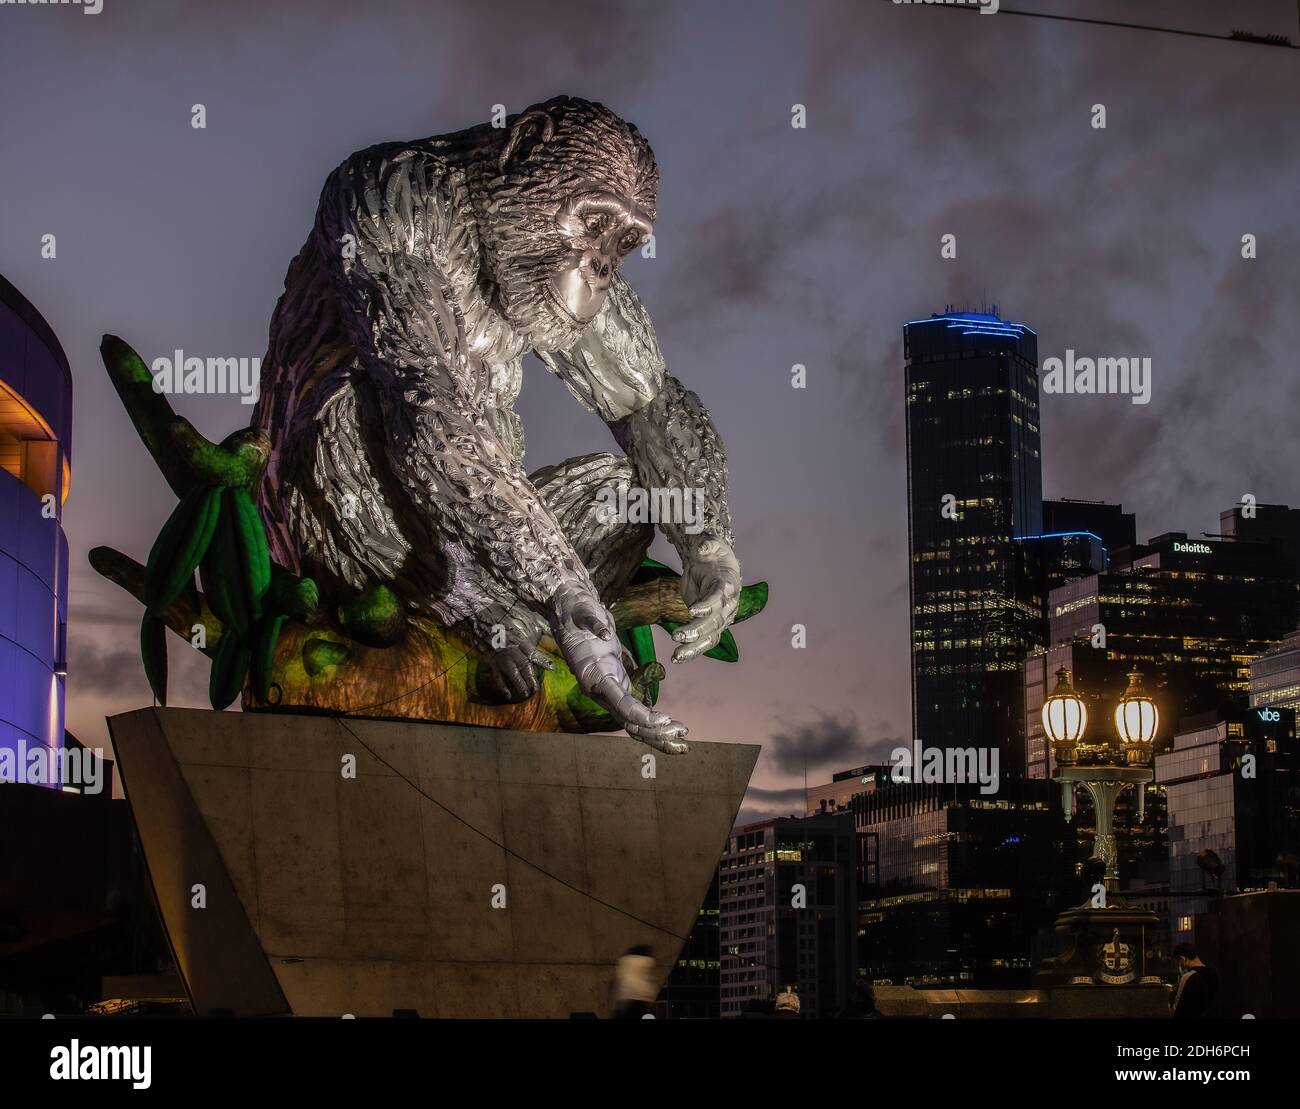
[
  {"left": 0, "top": 273, "right": 72, "bottom": 783},
  {"left": 904, "top": 309, "right": 1038, "bottom": 367},
  {"left": 1015, "top": 530, "right": 1107, "bottom": 579}
]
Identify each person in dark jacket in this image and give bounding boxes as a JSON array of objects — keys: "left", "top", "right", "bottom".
[{"left": 1170, "top": 943, "right": 1218, "bottom": 1018}]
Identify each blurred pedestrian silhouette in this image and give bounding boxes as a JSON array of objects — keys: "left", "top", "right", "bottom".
[{"left": 610, "top": 945, "right": 658, "bottom": 1019}]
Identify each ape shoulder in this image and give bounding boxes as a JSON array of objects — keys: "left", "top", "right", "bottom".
[
  {"left": 316, "top": 141, "right": 475, "bottom": 271},
  {"left": 310, "top": 140, "right": 521, "bottom": 396}
]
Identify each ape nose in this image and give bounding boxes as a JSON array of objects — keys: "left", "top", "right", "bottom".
[{"left": 588, "top": 257, "right": 613, "bottom": 290}]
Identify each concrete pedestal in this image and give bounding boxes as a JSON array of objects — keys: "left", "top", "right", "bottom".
[{"left": 107, "top": 707, "right": 757, "bottom": 1018}]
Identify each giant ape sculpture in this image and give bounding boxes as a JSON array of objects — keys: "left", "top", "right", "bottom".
[
  {"left": 253, "top": 96, "right": 742, "bottom": 751},
  {"left": 92, "top": 97, "right": 759, "bottom": 753}
]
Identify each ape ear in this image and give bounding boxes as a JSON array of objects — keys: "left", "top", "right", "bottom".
[{"left": 498, "top": 108, "right": 556, "bottom": 174}]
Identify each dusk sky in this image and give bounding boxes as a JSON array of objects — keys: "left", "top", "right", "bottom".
[{"left": 3, "top": 0, "right": 1298, "bottom": 819}]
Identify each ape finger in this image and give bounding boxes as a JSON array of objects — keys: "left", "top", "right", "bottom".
[
  {"left": 505, "top": 657, "right": 538, "bottom": 700},
  {"left": 671, "top": 624, "right": 722, "bottom": 664},
  {"left": 598, "top": 680, "right": 682, "bottom": 737},
  {"left": 693, "top": 581, "right": 738, "bottom": 620},
  {"left": 615, "top": 695, "right": 689, "bottom": 745},
  {"left": 626, "top": 725, "right": 690, "bottom": 755},
  {"left": 672, "top": 607, "right": 725, "bottom": 647}
]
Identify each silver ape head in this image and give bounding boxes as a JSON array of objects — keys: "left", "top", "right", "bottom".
[
  {"left": 549, "top": 188, "right": 653, "bottom": 324},
  {"left": 466, "top": 97, "right": 659, "bottom": 352}
]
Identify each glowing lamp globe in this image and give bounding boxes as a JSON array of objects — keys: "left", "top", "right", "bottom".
[
  {"left": 1114, "top": 668, "right": 1158, "bottom": 745},
  {"left": 1042, "top": 667, "right": 1087, "bottom": 745}
]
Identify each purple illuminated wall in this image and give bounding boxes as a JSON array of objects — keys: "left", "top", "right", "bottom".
[{"left": 0, "top": 273, "right": 71, "bottom": 788}]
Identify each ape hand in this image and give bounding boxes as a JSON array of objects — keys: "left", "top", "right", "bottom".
[
  {"left": 550, "top": 579, "right": 690, "bottom": 753},
  {"left": 673, "top": 538, "right": 741, "bottom": 663},
  {"left": 459, "top": 604, "right": 552, "bottom": 703},
  {"left": 486, "top": 641, "right": 555, "bottom": 703}
]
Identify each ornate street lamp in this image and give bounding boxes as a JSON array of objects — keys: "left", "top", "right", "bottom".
[
  {"left": 1115, "top": 667, "right": 1159, "bottom": 754},
  {"left": 1042, "top": 667, "right": 1087, "bottom": 821},
  {"left": 1043, "top": 667, "right": 1087, "bottom": 750},
  {"left": 1114, "top": 668, "right": 1158, "bottom": 821},
  {"left": 1045, "top": 666, "right": 1158, "bottom": 889}
]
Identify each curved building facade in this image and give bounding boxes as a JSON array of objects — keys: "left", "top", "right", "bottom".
[{"left": 0, "top": 274, "right": 71, "bottom": 782}]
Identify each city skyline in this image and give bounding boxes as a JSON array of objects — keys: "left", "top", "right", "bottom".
[{"left": 2, "top": 0, "right": 1299, "bottom": 821}]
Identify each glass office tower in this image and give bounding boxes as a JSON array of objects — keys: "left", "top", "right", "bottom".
[{"left": 905, "top": 309, "right": 1042, "bottom": 756}]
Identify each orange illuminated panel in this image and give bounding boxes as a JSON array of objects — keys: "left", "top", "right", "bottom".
[{"left": 0, "top": 377, "right": 68, "bottom": 503}]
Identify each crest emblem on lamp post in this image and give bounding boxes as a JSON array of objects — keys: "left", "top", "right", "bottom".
[{"left": 1096, "top": 928, "right": 1137, "bottom": 985}]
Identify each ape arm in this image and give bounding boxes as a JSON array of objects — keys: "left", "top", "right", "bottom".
[{"left": 538, "top": 275, "right": 741, "bottom": 661}]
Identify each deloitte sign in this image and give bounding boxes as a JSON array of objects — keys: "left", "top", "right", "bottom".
[{"left": 1172, "top": 541, "right": 1212, "bottom": 555}]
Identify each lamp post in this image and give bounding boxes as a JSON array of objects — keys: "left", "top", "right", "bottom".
[
  {"left": 1037, "top": 665, "right": 1167, "bottom": 1003},
  {"left": 1042, "top": 667, "right": 1158, "bottom": 892}
]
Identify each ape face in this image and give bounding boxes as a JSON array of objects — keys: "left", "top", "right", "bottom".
[
  {"left": 548, "top": 187, "right": 654, "bottom": 324},
  {"left": 465, "top": 98, "right": 659, "bottom": 353}
]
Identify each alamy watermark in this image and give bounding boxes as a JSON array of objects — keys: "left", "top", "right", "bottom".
[
  {"left": 1, "top": 740, "right": 105, "bottom": 794},
  {"left": 890, "top": 741, "right": 1000, "bottom": 795},
  {"left": 152, "top": 349, "right": 261, "bottom": 406},
  {"left": 50, "top": 1041, "right": 150, "bottom": 1089},
  {"left": 596, "top": 484, "right": 707, "bottom": 535},
  {"left": 0, "top": 0, "right": 103, "bottom": 13},
  {"left": 1041, "top": 350, "right": 1152, "bottom": 405}
]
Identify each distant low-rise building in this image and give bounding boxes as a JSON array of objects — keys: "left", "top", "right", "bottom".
[
  {"left": 852, "top": 778, "right": 1068, "bottom": 987},
  {"left": 1249, "top": 628, "right": 1300, "bottom": 716},
  {"left": 805, "top": 764, "right": 891, "bottom": 816},
  {"left": 719, "top": 814, "right": 857, "bottom": 1018},
  {"left": 1155, "top": 707, "right": 1300, "bottom": 947}
]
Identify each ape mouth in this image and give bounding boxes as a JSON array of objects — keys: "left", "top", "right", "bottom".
[{"left": 545, "top": 273, "right": 603, "bottom": 327}]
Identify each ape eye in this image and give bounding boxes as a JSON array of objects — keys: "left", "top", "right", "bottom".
[
  {"left": 585, "top": 215, "right": 609, "bottom": 237},
  {"left": 619, "top": 231, "right": 641, "bottom": 252}
]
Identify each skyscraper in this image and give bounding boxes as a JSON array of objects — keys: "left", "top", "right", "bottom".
[{"left": 905, "top": 309, "right": 1042, "bottom": 756}]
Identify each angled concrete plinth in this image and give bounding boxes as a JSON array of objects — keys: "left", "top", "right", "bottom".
[{"left": 108, "top": 707, "right": 757, "bottom": 1018}]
